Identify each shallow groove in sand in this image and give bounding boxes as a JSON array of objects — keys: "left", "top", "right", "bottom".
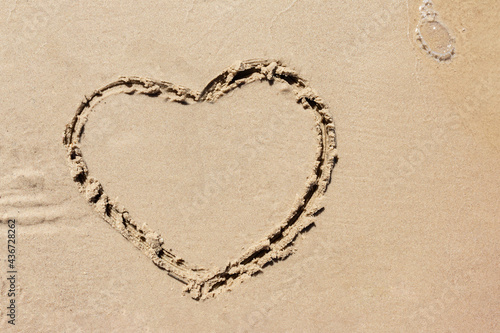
[{"left": 63, "top": 59, "right": 337, "bottom": 300}]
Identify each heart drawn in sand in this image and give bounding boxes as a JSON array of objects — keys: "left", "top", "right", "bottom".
[{"left": 63, "top": 59, "right": 337, "bottom": 300}]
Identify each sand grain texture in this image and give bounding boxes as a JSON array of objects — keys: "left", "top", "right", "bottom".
[{"left": 0, "top": 0, "right": 498, "bottom": 332}]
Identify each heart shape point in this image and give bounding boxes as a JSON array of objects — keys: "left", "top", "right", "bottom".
[{"left": 63, "top": 59, "right": 337, "bottom": 300}]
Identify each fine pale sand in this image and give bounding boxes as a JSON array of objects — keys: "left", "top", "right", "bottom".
[{"left": 1, "top": 0, "right": 499, "bottom": 331}]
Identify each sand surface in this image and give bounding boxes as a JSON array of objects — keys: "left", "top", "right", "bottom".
[{"left": 1, "top": 0, "right": 498, "bottom": 331}]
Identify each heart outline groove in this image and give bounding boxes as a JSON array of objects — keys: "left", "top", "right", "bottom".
[{"left": 63, "top": 59, "right": 337, "bottom": 300}]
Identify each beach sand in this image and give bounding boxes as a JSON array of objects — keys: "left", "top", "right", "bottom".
[{"left": 0, "top": 0, "right": 498, "bottom": 331}]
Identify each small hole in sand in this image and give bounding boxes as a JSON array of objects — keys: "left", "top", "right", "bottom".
[
  {"left": 416, "top": 0, "right": 455, "bottom": 61},
  {"left": 419, "top": 20, "right": 454, "bottom": 56}
]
